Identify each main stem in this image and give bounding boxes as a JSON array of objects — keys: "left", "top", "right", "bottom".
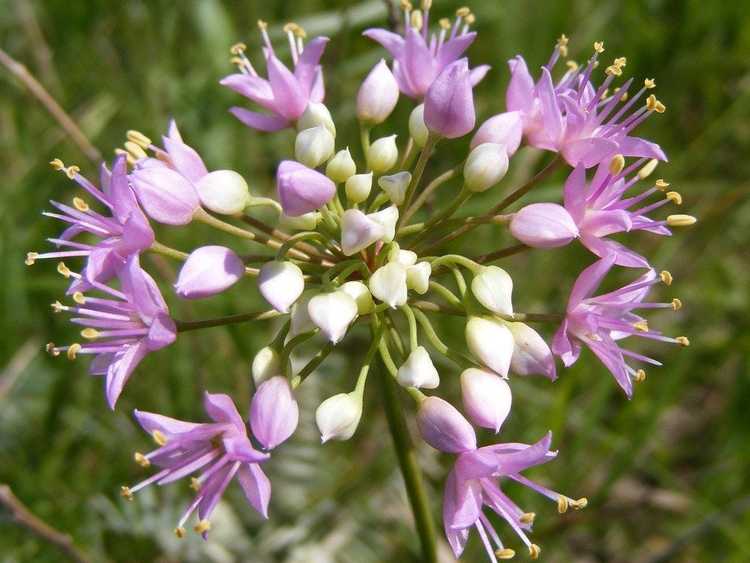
[{"left": 377, "top": 363, "right": 437, "bottom": 563}]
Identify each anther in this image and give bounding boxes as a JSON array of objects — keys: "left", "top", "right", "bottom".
[
  {"left": 400, "top": 0, "right": 412, "bottom": 10},
  {"left": 293, "top": 25, "right": 307, "bottom": 39},
  {"left": 50, "top": 158, "right": 65, "bottom": 170},
  {"left": 120, "top": 486, "right": 133, "bottom": 501},
  {"left": 667, "top": 214, "right": 697, "bottom": 227},
  {"left": 152, "top": 430, "right": 168, "bottom": 446},
  {"left": 529, "top": 544, "right": 541, "bottom": 560},
  {"left": 633, "top": 320, "right": 649, "bottom": 332},
  {"left": 571, "top": 497, "right": 588, "bottom": 510},
  {"left": 557, "top": 34, "right": 569, "bottom": 57},
  {"left": 422, "top": 0, "right": 432, "bottom": 9},
  {"left": 456, "top": 7, "right": 471, "bottom": 17},
  {"left": 676, "top": 336, "right": 690, "bottom": 347},
  {"left": 666, "top": 191, "right": 682, "bottom": 205},
  {"left": 594, "top": 41, "right": 605, "bottom": 53},
  {"left": 520, "top": 512, "right": 536, "bottom": 524},
  {"left": 124, "top": 141, "right": 147, "bottom": 160},
  {"left": 73, "top": 197, "right": 90, "bottom": 212},
  {"left": 190, "top": 477, "right": 201, "bottom": 491},
  {"left": 126, "top": 130, "right": 152, "bottom": 149},
  {"left": 654, "top": 179, "right": 670, "bottom": 191},
  {"left": 65, "top": 165, "right": 80, "bottom": 180},
  {"left": 672, "top": 298, "right": 682, "bottom": 311},
  {"left": 557, "top": 496, "right": 569, "bottom": 513},
  {"left": 439, "top": 18, "right": 451, "bottom": 29},
  {"left": 620, "top": 91, "right": 629, "bottom": 102},
  {"left": 194, "top": 520, "right": 211, "bottom": 534},
  {"left": 134, "top": 452, "right": 150, "bottom": 467},
  {"left": 660, "top": 271, "right": 673, "bottom": 286},
  {"left": 654, "top": 100, "right": 666, "bottom": 113},
  {"left": 25, "top": 252, "right": 39, "bottom": 266},
  {"left": 257, "top": 19, "right": 268, "bottom": 30},
  {"left": 229, "top": 42, "right": 246, "bottom": 55},
  {"left": 73, "top": 292, "right": 86, "bottom": 304},
  {"left": 57, "top": 262, "right": 72, "bottom": 277},
  {"left": 646, "top": 94, "right": 658, "bottom": 111},
  {"left": 605, "top": 64, "right": 622, "bottom": 77},
  {"left": 464, "top": 13, "right": 476, "bottom": 25},
  {"left": 66, "top": 343, "right": 81, "bottom": 360},
  {"left": 634, "top": 369, "right": 646, "bottom": 382},
  {"left": 496, "top": 548, "right": 516, "bottom": 559},
  {"left": 566, "top": 60, "right": 579, "bottom": 71},
  {"left": 608, "top": 154, "right": 625, "bottom": 175},
  {"left": 81, "top": 328, "right": 100, "bottom": 340},
  {"left": 282, "top": 22, "right": 297, "bottom": 34},
  {"left": 411, "top": 9, "right": 423, "bottom": 30},
  {"left": 174, "top": 527, "right": 186, "bottom": 539},
  {"left": 114, "top": 148, "right": 136, "bottom": 167},
  {"left": 637, "top": 159, "right": 659, "bottom": 179},
  {"left": 46, "top": 342, "right": 60, "bottom": 356},
  {"left": 644, "top": 78, "right": 656, "bottom": 89},
  {"left": 51, "top": 301, "right": 64, "bottom": 313}
]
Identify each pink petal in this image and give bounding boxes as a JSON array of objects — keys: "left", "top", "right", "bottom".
[{"left": 229, "top": 107, "right": 290, "bottom": 132}]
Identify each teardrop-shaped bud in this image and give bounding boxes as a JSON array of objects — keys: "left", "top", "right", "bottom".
[
  {"left": 369, "top": 262, "right": 408, "bottom": 308},
  {"left": 297, "top": 102, "right": 336, "bottom": 137},
  {"left": 466, "top": 316, "right": 514, "bottom": 376},
  {"left": 357, "top": 59, "right": 400, "bottom": 125},
  {"left": 397, "top": 346, "right": 440, "bottom": 389},
  {"left": 276, "top": 160, "right": 336, "bottom": 217},
  {"left": 464, "top": 143, "right": 509, "bottom": 192},
  {"left": 378, "top": 171, "right": 412, "bottom": 205},
  {"left": 424, "top": 58, "right": 476, "bottom": 139},
  {"left": 250, "top": 376, "right": 299, "bottom": 449},
  {"left": 340, "top": 281, "right": 374, "bottom": 315},
  {"left": 345, "top": 172, "right": 373, "bottom": 204},
  {"left": 409, "top": 104, "right": 429, "bottom": 148},
  {"left": 174, "top": 245, "right": 245, "bottom": 299},
  {"left": 288, "top": 293, "right": 315, "bottom": 339},
  {"left": 131, "top": 165, "right": 201, "bottom": 225},
  {"left": 471, "top": 266, "right": 514, "bottom": 316},
  {"left": 341, "top": 209, "right": 386, "bottom": 256},
  {"left": 390, "top": 248, "right": 417, "bottom": 266},
  {"left": 510, "top": 203, "right": 579, "bottom": 248},
  {"left": 315, "top": 391, "right": 363, "bottom": 443},
  {"left": 326, "top": 148, "right": 356, "bottom": 183},
  {"left": 460, "top": 368, "right": 512, "bottom": 433},
  {"left": 258, "top": 261, "right": 305, "bottom": 313},
  {"left": 295, "top": 125, "right": 335, "bottom": 169},
  {"left": 417, "top": 396, "right": 476, "bottom": 453},
  {"left": 506, "top": 321, "right": 557, "bottom": 379},
  {"left": 368, "top": 205, "right": 399, "bottom": 242},
  {"left": 367, "top": 135, "right": 399, "bottom": 174},
  {"left": 195, "top": 169, "right": 250, "bottom": 215},
  {"left": 471, "top": 111, "right": 523, "bottom": 155},
  {"left": 279, "top": 211, "right": 321, "bottom": 231},
  {"left": 308, "top": 291, "right": 358, "bottom": 344},
  {"left": 406, "top": 262, "right": 432, "bottom": 295},
  {"left": 251, "top": 346, "right": 282, "bottom": 385}
]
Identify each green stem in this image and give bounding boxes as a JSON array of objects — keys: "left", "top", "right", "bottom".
[
  {"left": 408, "top": 185, "right": 471, "bottom": 246},
  {"left": 280, "top": 329, "right": 318, "bottom": 374},
  {"left": 402, "top": 164, "right": 461, "bottom": 223},
  {"left": 176, "top": 309, "right": 279, "bottom": 332},
  {"left": 397, "top": 134, "right": 438, "bottom": 231},
  {"left": 149, "top": 241, "right": 187, "bottom": 261},
  {"left": 400, "top": 305, "right": 418, "bottom": 352},
  {"left": 427, "top": 281, "right": 463, "bottom": 309},
  {"left": 412, "top": 308, "right": 474, "bottom": 368},
  {"left": 276, "top": 232, "right": 329, "bottom": 260},
  {"left": 475, "top": 243, "right": 530, "bottom": 264},
  {"left": 430, "top": 254, "right": 482, "bottom": 274},
  {"left": 291, "top": 342, "right": 334, "bottom": 388}
]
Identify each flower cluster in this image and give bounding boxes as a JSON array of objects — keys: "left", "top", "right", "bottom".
[{"left": 32, "top": 2, "right": 694, "bottom": 559}]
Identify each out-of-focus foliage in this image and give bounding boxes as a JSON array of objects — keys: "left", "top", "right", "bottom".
[{"left": 1, "top": 1, "right": 749, "bottom": 561}]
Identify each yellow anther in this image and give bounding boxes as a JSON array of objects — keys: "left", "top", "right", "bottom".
[
  {"left": 57, "top": 262, "right": 72, "bottom": 277},
  {"left": 672, "top": 298, "right": 683, "bottom": 311},
  {"left": 51, "top": 301, "right": 64, "bottom": 313},
  {"left": 654, "top": 179, "right": 670, "bottom": 191},
  {"left": 257, "top": 19, "right": 268, "bottom": 30},
  {"left": 293, "top": 25, "right": 307, "bottom": 39},
  {"left": 614, "top": 56, "right": 627, "bottom": 67},
  {"left": 633, "top": 320, "right": 649, "bottom": 332},
  {"left": 566, "top": 60, "right": 579, "bottom": 71},
  {"left": 644, "top": 78, "right": 656, "bottom": 89},
  {"left": 666, "top": 191, "right": 682, "bottom": 205},
  {"left": 190, "top": 477, "right": 201, "bottom": 491},
  {"left": 456, "top": 7, "right": 471, "bottom": 17},
  {"left": 620, "top": 91, "right": 629, "bottom": 102},
  {"left": 654, "top": 100, "right": 666, "bottom": 113},
  {"left": 124, "top": 141, "right": 147, "bottom": 160},
  {"left": 605, "top": 64, "right": 622, "bottom": 77},
  {"left": 126, "top": 130, "right": 152, "bottom": 149},
  {"left": 660, "top": 270, "right": 673, "bottom": 286},
  {"left": 65, "top": 165, "right": 80, "bottom": 180},
  {"left": 194, "top": 520, "right": 211, "bottom": 534},
  {"left": 422, "top": 0, "right": 433, "bottom": 9},
  {"left": 646, "top": 94, "right": 658, "bottom": 111},
  {"left": 46, "top": 342, "right": 60, "bottom": 356},
  {"left": 557, "top": 34, "right": 569, "bottom": 48},
  {"left": 676, "top": 336, "right": 690, "bottom": 347},
  {"left": 520, "top": 512, "right": 536, "bottom": 524},
  {"left": 73, "top": 197, "right": 90, "bottom": 212},
  {"left": 400, "top": 0, "right": 413, "bottom": 10},
  {"left": 81, "top": 328, "right": 100, "bottom": 340},
  {"left": 114, "top": 148, "right": 136, "bottom": 167},
  {"left": 529, "top": 544, "right": 541, "bottom": 560},
  {"left": 571, "top": 497, "right": 588, "bottom": 510},
  {"left": 634, "top": 369, "right": 646, "bottom": 382},
  {"left": 230, "top": 56, "right": 246, "bottom": 68},
  {"left": 152, "top": 430, "right": 168, "bottom": 446},
  {"left": 594, "top": 41, "right": 605, "bottom": 53},
  {"left": 411, "top": 9, "right": 423, "bottom": 30},
  {"left": 66, "top": 343, "right": 81, "bottom": 360},
  {"left": 608, "top": 154, "right": 625, "bottom": 175},
  {"left": 25, "top": 252, "right": 39, "bottom": 266},
  {"left": 73, "top": 292, "right": 86, "bottom": 304},
  {"left": 557, "top": 496, "right": 569, "bottom": 513},
  {"left": 282, "top": 22, "right": 297, "bottom": 34},
  {"left": 174, "top": 527, "right": 186, "bottom": 539},
  {"left": 638, "top": 159, "right": 659, "bottom": 179},
  {"left": 600, "top": 88, "right": 610, "bottom": 100},
  {"left": 439, "top": 18, "right": 451, "bottom": 29},
  {"left": 229, "top": 42, "right": 246, "bottom": 55},
  {"left": 464, "top": 13, "right": 476, "bottom": 25},
  {"left": 134, "top": 452, "right": 150, "bottom": 467},
  {"left": 667, "top": 214, "right": 697, "bottom": 227},
  {"left": 50, "top": 158, "right": 65, "bottom": 170},
  {"left": 496, "top": 548, "right": 516, "bottom": 559},
  {"left": 120, "top": 486, "right": 133, "bottom": 501}
]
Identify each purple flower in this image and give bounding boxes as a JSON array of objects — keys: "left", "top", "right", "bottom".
[
  {"left": 552, "top": 255, "right": 688, "bottom": 397},
  {"left": 30, "top": 156, "right": 154, "bottom": 292},
  {"left": 250, "top": 376, "right": 299, "bottom": 449},
  {"left": 417, "top": 397, "right": 584, "bottom": 561},
  {"left": 276, "top": 160, "right": 336, "bottom": 217},
  {"left": 220, "top": 22, "right": 329, "bottom": 131},
  {"left": 174, "top": 246, "right": 246, "bottom": 300},
  {"left": 122, "top": 392, "right": 273, "bottom": 538},
  {"left": 363, "top": 5, "right": 489, "bottom": 99},
  {"left": 424, "top": 58, "right": 476, "bottom": 139},
  {"left": 48, "top": 255, "right": 176, "bottom": 409},
  {"left": 506, "top": 39, "right": 667, "bottom": 167}
]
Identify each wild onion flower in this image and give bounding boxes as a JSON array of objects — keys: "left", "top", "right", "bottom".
[
  {"left": 221, "top": 21, "right": 329, "bottom": 131},
  {"left": 47, "top": 256, "right": 176, "bottom": 408},
  {"left": 26, "top": 155, "right": 153, "bottom": 291},
  {"left": 552, "top": 255, "right": 688, "bottom": 397},
  {"left": 364, "top": 2, "right": 489, "bottom": 99}
]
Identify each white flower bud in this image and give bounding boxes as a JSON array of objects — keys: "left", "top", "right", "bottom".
[
  {"left": 367, "top": 135, "right": 399, "bottom": 174},
  {"left": 297, "top": 102, "right": 336, "bottom": 137},
  {"left": 315, "top": 391, "right": 363, "bottom": 443},
  {"left": 288, "top": 293, "right": 315, "bottom": 339},
  {"left": 251, "top": 346, "right": 282, "bottom": 385},
  {"left": 308, "top": 291, "right": 358, "bottom": 344},
  {"left": 378, "top": 171, "right": 411, "bottom": 205},
  {"left": 357, "top": 59, "right": 400, "bottom": 125},
  {"left": 390, "top": 248, "right": 417, "bottom": 266},
  {"left": 406, "top": 262, "right": 431, "bottom": 295},
  {"left": 465, "top": 316, "right": 514, "bottom": 376},
  {"left": 460, "top": 367, "right": 512, "bottom": 432},
  {"left": 397, "top": 346, "right": 440, "bottom": 389},
  {"left": 369, "top": 262, "right": 408, "bottom": 308},
  {"left": 506, "top": 321, "right": 557, "bottom": 379},
  {"left": 409, "top": 104, "right": 429, "bottom": 148},
  {"left": 464, "top": 143, "right": 509, "bottom": 192},
  {"left": 258, "top": 261, "right": 305, "bottom": 314},
  {"left": 279, "top": 211, "right": 320, "bottom": 231},
  {"left": 471, "top": 266, "right": 514, "bottom": 316},
  {"left": 341, "top": 209, "right": 386, "bottom": 256},
  {"left": 345, "top": 172, "right": 373, "bottom": 204},
  {"left": 295, "top": 125, "right": 335, "bottom": 168},
  {"left": 368, "top": 205, "right": 399, "bottom": 242},
  {"left": 340, "top": 281, "right": 374, "bottom": 315},
  {"left": 195, "top": 170, "right": 250, "bottom": 215},
  {"left": 326, "top": 148, "right": 356, "bottom": 183}
]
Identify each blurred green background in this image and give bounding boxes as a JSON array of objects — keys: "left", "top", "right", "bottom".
[{"left": 1, "top": 0, "right": 749, "bottom": 561}]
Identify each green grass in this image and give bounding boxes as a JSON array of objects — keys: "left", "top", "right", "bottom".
[{"left": 1, "top": 1, "right": 750, "bottom": 561}]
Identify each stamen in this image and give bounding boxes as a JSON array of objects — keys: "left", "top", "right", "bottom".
[
  {"left": 609, "top": 154, "right": 625, "bottom": 175},
  {"left": 660, "top": 270, "right": 673, "bottom": 286},
  {"left": 66, "top": 343, "right": 81, "bottom": 360},
  {"left": 114, "top": 148, "right": 136, "bottom": 167},
  {"left": 81, "top": 328, "right": 100, "bottom": 340},
  {"left": 456, "top": 7, "right": 471, "bottom": 17},
  {"left": 400, "top": 0, "right": 413, "bottom": 10},
  {"left": 46, "top": 342, "right": 60, "bottom": 356},
  {"left": 566, "top": 60, "right": 579, "bottom": 71},
  {"left": 672, "top": 298, "right": 682, "bottom": 311},
  {"left": 644, "top": 78, "right": 656, "bottom": 89},
  {"left": 152, "top": 430, "right": 168, "bottom": 446},
  {"left": 190, "top": 477, "right": 201, "bottom": 491},
  {"left": 496, "top": 548, "right": 516, "bottom": 559},
  {"left": 422, "top": 0, "right": 432, "bottom": 9},
  {"left": 229, "top": 42, "right": 246, "bottom": 55},
  {"left": 557, "top": 496, "right": 569, "bottom": 513},
  {"left": 51, "top": 301, "right": 65, "bottom": 313},
  {"left": 439, "top": 17, "right": 451, "bottom": 29},
  {"left": 25, "top": 252, "right": 39, "bottom": 266},
  {"left": 676, "top": 336, "right": 690, "bottom": 347},
  {"left": 634, "top": 369, "right": 646, "bottom": 382},
  {"left": 666, "top": 191, "right": 682, "bottom": 205},
  {"left": 593, "top": 41, "right": 605, "bottom": 53},
  {"left": 633, "top": 320, "right": 649, "bottom": 332},
  {"left": 411, "top": 9, "right": 423, "bottom": 30},
  {"left": 194, "top": 520, "right": 211, "bottom": 534},
  {"left": 519, "top": 512, "right": 536, "bottom": 524},
  {"left": 65, "top": 165, "right": 80, "bottom": 180},
  {"left": 174, "top": 527, "right": 186, "bottom": 539},
  {"left": 637, "top": 159, "right": 659, "bottom": 179},
  {"left": 72, "top": 197, "right": 90, "bottom": 212},
  {"left": 50, "top": 158, "right": 65, "bottom": 170},
  {"left": 126, "top": 130, "right": 152, "bottom": 149},
  {"left": 529, "top": 544, "right": 541, "bottom": 560},
  {"left": 124, "top": 141, "right": 147, "bottom": 161},
  {"left": 134, "top": 452, "right": 151, "bottom": 467},
  {"left": 667, "top": 214, "right": 697, "bottom": 227},
  {"left": 557, "top": 34, "right": 569, "bottom": 58},
  {"left": 120, "top": 486, "right": 133, "bottom": 501},
  {"left": 57, "top": 262, "right": 73, "bottom": 277},
  {"left": 73, "top": 292, "right": 86, "bottom": 304},
  {"left": 571, "top": 497, "right": 588, "bottom": 510}
]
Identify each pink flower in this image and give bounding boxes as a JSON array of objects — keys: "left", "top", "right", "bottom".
[
  {"left": 424, "top": 58, "right": 476, "bottom": 139},
  {"left": 174, "top": 246, "right": 246, "bottom": 299},
  {"left": 276, "top": 160, "right": 336, "bottom": 217}
]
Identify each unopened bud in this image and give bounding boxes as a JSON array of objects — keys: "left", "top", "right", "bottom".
[
  {"left": 409, "top": 104, "right": 429, "bottom": 148},
  {"left": 252, "top": 346, "right": 282, "bottom": 385},
  {"left": 316, "top": 390, "right": 363, "bottom": 442},
  {"left": 369, "top": 262, "right": 408, "bottom": 308},
  {"left": 340, "top": 281, "right": 374, "bottom": 315},
  {"left": 460, "top": 368, "right": 512, "bottom": 432},
  {"left": 279, "top": 211, "right": 321, "bottom": 231},
  {"left": 466, "top": 316, "right": 514, "bottom": 377},
  {"left": 464, "top": 143, "right": 509, "bottom": 192},
  {"left": 297, "top": 102, "right": 336, "bottom": 137},
  {"left": 471, "top": 266, "right": 514, "bottom": 316},
  {"left": 194, "top": 170, "right": 250, "bottom": 215},
  {"left": 295, "top": 125, "right": 335, "bottom": 168},
  {"left": 341, "top": 209, "right": 386, "bottom": 256},
  {"left": 510, "top": 203, "right": 579, "bottom": 248},
  {"left": 308, "top": 291, "right": 358, "bottom": 344},
  {"left": 345, "top": 172, "right": 373, "bottom": 204},
  {"left": 367, "top": 135, "right": 399, "bottom": 174},
  {"left": 258, "top": 261, "right": 305, "bottom": 313},
  {"left": 357, "top": 59, "right": 400, "bottom": 125},
  {"left": 406, "top": 262, "right": 431, "bottom": 294},
  {"left": 417, "top": 396, "right": 476, "bottom": 453},
  {"left": 378, "top": 171, "right": 411, "bottom": 205},
  {"left": 398, "top": 346, "right": 440, "bottom": 389},
  {"left": 368, "top": 205, "right": 399, "bottom": 242},
  {"left": 326, "top": 148, "right": 356, "bottom": 183}
]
